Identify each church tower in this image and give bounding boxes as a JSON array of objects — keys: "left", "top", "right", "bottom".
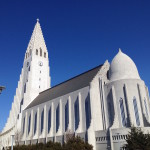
[
  {"left": 1, "top": 19, "right": 51, "bottom": 133},
  {"left": 22, "top": 19, "right": 51, "bottom": 109}
]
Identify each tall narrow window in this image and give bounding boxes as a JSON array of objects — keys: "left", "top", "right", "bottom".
[
  {"left": 44, "top": 52, "right": 46, "bottom": 58},
  {"left": 23, "top": 117, "right": 25, "bottom": 134},
  {"left": 48, "top": 107, "right": 51, "bottom": 133},
  {"left": 20, "top": 99, "right": 24, "bottom": 113},
  {"left": 34, "top": 112, "right": 37, "bottom": 135},
  {"left": 65, "top": 101, "right": 69, "bottom": 131},
  {"left": 133, "top": 97, "right": 140, "bottom": 126},
  {"left": 40, "top": 48, "right": 42, "bottom": 56},
  {"left": 24, "top": 84, "right": 26, "bottom": 93},
  {"left": 41, "top": 109, "right": 44, "bottom": 133},
  {"left": 144, "top": 98, "right": 149, "bottom": 119},
  {"left": 74, "top": 96, "right": 79, "bottom": 131},
  {"left": 36, "top": 49, "right": 38, "bottom": 55},
  {"left": 28, "top": 114, "right": 31, "bottom": 134},
  {"left": 85, "top": 93, "right": 91, "bottom": 129},
  {"left": 56, "top": 104, "right": 60, "bottom": 132},
  {"left": 119, "top": 98, "right": 126, "bottom": 127}
]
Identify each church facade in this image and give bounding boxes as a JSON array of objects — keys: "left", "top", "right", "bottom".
[{"left": 1, "top": 20, "right": 150, "bottom": 150}]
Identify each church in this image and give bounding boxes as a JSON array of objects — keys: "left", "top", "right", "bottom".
[{"left": 1, "top": 20, "right": 150, "bottom": 150}]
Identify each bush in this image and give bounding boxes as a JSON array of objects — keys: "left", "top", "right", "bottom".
[
  {"left": 124, "top": 126, "right": 150, "bottom": 150},
  {"left": 8, "top": 136, "right": 93, "bottom": 150},
  {"left": 63, "top": 136, "right": 93, "bottom": 150}
]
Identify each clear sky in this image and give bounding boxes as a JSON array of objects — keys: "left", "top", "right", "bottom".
[{"left": 0, "top": 0, "right": 150, "bottom": 131}]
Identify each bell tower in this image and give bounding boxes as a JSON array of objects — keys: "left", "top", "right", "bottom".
[
  {"left": 1, "top": 19, "right": 51, "bottom": 134},
  {"left": 22, "top": 19, "right": 51, "bottom": 109}
]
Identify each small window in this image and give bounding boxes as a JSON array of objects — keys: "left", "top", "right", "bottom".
[
  {"left": 24, "top": 84, "right": 26, "bottom": 93},
  {"left": 26, "top": 53, "right": 27, "bottom": 59},
  {"left": 40, "top": 71, "right": 41, "bottom": 73},
  {"left": 40, "top": 48, "right": 42, "bottom": 56},
  {"left": 36, "top": 49, "right": 38, "bottom": 55},
  {"left": 39, "top": 78, "right": 41, "bottom": 81},
  {"left": 39, "top": 86, "right": 40, "bottom": 89},
  {"left": 29, "top": 49, "right": 32, "bottom": 55},
  {"left": 17, "top": 114, "right": 19, "bottom": 120},
  {"left": 44, "top": 52, "right": 46, "bottom": 58}
]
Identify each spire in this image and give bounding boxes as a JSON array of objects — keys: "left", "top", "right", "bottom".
[
  {"left": 37, "top": 18, "right": 39, "bottom": 22},
  {"left": 26, "top": 19, "right": 47, "bottom": 53},
  {"left": 119, "top": 48, "right": 122, "bottom": 53}
]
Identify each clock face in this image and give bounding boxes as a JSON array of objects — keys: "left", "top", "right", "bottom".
[{"left": 38, "top": 61, "right": 43, "bottom": 66}]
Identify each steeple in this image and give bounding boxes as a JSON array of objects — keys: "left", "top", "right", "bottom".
[
  {"left": 23, "top": 19, "right": 51, "bottom": 105},
  {"left": 25, "top": 19, "right": 48, "bottom": 59}
]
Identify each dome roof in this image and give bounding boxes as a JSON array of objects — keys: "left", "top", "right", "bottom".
[{"left": 109, "top": 49, "right": 140, "bottom": 81}]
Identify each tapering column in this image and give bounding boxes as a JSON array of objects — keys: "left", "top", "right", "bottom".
[
  {"left": 69, "top": 96, "right": 73, "bottom": 132},
  {"left": 78, "top": 92, "right": 83, "bottom": 132},
  {"left": 24, "top": 111, "right": 28, "bottom": 144}
]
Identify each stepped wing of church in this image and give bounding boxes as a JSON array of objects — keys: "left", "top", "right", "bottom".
[{"left": 1, "top": 20, "right": 150, "bottom": 150}]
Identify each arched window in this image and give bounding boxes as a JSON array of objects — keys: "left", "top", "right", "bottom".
[
  {"left": 28, "top": 114, "right": 31, "bottom": 134},
  {"left": 34, "top": 112, "right": 37, "bottom": 135},
  {"left": 65, "top": 101, "right": 69, "bottom": 131},
  {"left": 40, "top": 48, "right": 42, "bottom": 56},
  {"left": 36, "top": 49, "right": 38, "bottom": 55},
  {"left": 74, "top": 96, "right": 79, "bottom": 131},
  {"left": 56, "top": 104, "right": 60, "bottom": 132},
  {"left": 41, "top": 109, "right": 44, "bottom": 133},
  {"left": 133, "top": 97, "right": 140, "bottom": 126},
  {"left": 144, "top": 98, "right": 149, "bottom": 119},
  {"left": 23, "top": 117, "right": 25, "bottom": 134},
  {"left": 48, "top": 107, "right": 51, "bottom": 133},
  {"left": 85, "top": 93, "right": 91, "bottom": 129},
  {"left": 44, "top": 52, "right": 46, "bottom": 58},
  {"left": 119, "top": 98, "right": 126, "bottom": 127}
]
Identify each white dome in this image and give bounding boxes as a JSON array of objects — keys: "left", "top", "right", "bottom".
[{"left": 110, "top": 49, "right": 140, "bottom": 81}]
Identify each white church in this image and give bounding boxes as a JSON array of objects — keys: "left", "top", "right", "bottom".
[{"left": 0, "top": 20, "right": 150, "bottom": 150}]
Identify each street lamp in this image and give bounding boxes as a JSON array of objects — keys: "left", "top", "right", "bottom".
[{"left": 0, "top": 86, "right": 5, "bottom": 94}]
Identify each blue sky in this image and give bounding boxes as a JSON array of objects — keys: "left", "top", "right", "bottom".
[{"left": 0, "top": 0, "right": 150, "bottom": 131}]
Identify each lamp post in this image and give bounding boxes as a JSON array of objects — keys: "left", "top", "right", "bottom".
[
  {"left": 11, "top": 135, "right": 15, "bottom": 150},
  {"left": 0, "top": 86, "right": 5, "bottom": 94}
]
